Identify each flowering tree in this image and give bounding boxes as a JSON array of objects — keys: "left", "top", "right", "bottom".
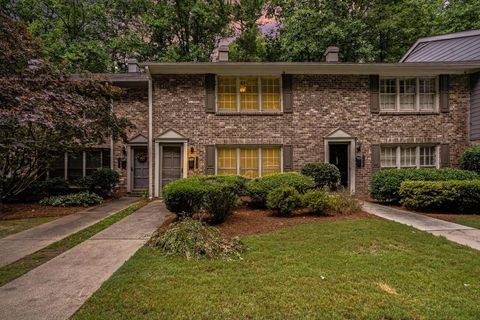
[{"left": 0, "top": 14, "right": 131, "bottom": 201}]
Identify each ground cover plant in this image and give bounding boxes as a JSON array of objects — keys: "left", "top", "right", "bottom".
[
  {"left": 370, "top": 168, "right": 479, "bottom": 202},
  {"left": 73, "top": 219, "right": 480, "bottom": 320},
  {"left": 39, "top": 192, "right": 103, "bottom": 207}
]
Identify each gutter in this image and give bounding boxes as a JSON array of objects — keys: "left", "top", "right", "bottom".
[{"left": 145, "top": 66, "right": 154, "bottom": 199}]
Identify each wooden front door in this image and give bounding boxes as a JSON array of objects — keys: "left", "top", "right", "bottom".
[
  {"left": 161, "top": 146, "right": 182, "bottom": 188},
  {"left": 133, "top": 147, "right": 149, "bottom": 190},
  {"left": 329, "top": 143, "right": 349, "bottom": 187}
]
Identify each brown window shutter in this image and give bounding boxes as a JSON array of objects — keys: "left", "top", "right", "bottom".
[
  {"left": 371, "top": 144, "right": 381, "bottom": 173},
  {"left": 205, "top": 74, "right": 216, "bottom": 113},
  {"left": 369, "top": 75, "right": 380, "bottom": 114},
  {"left": 205, "top": 145, "right": 215, "bottom": 175},
  {"left": 282, "top": 74, "right": 293, "bottom": 113},
  {"left": 439, "top": 75, "right": 449, "bottom": 113},
  {"left": 283, "top": 145, "right": 293, "bottom": 171},
  {"left": 440, "top": 144, "right": 450, "bottom": 168}
]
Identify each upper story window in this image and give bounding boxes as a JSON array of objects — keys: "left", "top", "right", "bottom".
[
  {"left": 380, "top": 145, "right": 438, "bottom": 169},
  {"left": 380, "top": 77, "right": 438, "bottom": 112},
  {"left": 217, "top": 76, "right": 281, "bottom": 112}
]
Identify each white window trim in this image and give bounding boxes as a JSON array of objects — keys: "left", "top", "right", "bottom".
[
  {"left": 380, "top": 145, "right": 439, "bottom": 169},
  {"left": 380, "top": 76, "right": 439, "bottom": 112},
  {"left": 215, "top": 146, "right": 283, "bottom": 177},
  {"left": 216, "top": 75, "right": 283, "bottom": 113}
]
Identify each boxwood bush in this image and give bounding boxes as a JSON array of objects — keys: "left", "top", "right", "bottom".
[
  {"left": 39, "top": 192, "right": 102, "bottom": 207},
  {"left": 399, "top": 180, "right": 480, "bottom": 212},
  {"left": 460, "top": 146, "right": 480, "bottom": 174},
  {"left": 370, "top": 168, "right": 479, "bottom": 203},
  {"left": 246, "top": 172, "right": 315, "bottom": 208},
  {"left": 81, "top": 168, "right": 119, "bottom": 197},
  {"left": 302, "top": 190, "right": 330, "bottom": 215},
  {"left": 266, "top": 186, "right": 301, "bottom": 215},
  {"left": 300, "top": 162, "right": 340, "bottom": 189},
  {"left": 162, "top": 175, "right": 246, "bottom": 222}
]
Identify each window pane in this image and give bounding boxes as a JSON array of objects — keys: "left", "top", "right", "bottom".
[
  {"left": 399, "top": 78, "right": 416, "bottom": 110},
  {"left": 420, "top": 146, "right": 436, "bottom": 167},
  {"left": 218, "top": 76, "right": 237, "bottom": 111},
  {"left": 86, "top": 150, "right": 102, "bottom": 176},
  {"left": 240, "top": 77, "right": 259, "bottom": 111},
  {"left": 262, "top": 147, "right": 281, "bottom": 176},
  {"left": 380, "top": 79, "right": 396, "bottom": 111},
  {"left": 240, "top": 148, "right": 259, "bottom": 178},
  {"left": 67, "top": 152, "right": 83, "bottom": 180},
  {"left": 217, "top": 148, "right": 237, "bottom": 175},
  {"left": 419, "top": 78, "right": 436, "bottom": 111},
  {"left": 102, "top": 150, "right": 111, "bottom": 168},
  {"left": 400, "top": 147, "right": 416, "bottom": 167},
  {"left": 261, "top": 77, "right": 281, "bottom": 111},
  {"left": 49, "top": 154, "right": 65, "bottom": 178},
  {"left": 381, "top": 147, "right": 397, "bottom": 168}
]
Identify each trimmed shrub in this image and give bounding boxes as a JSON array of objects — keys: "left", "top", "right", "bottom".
[
  {"left": 300, "top": 162, "right": 341, "bottom": 189},
  {"left": 203, "top": 175, "right": 249, "bottom": 196},
  {"left": 81, "top": 168, "right": 119, "bottom": 197},
  {"left": 302, "top": 190, "right": 330, "bottom": 215},
  {"left": 370, "top": 168, "right": 479, "bottom": 203},
  {"left": 327, "top": 190, "right": 362, "bottom": 215},
  {"left": 460, "top": 146, "right": 480, "bottom": 174},
  {"left": 39, "top": 192, "right": 102, "bottom": 207},
  {"left": 266, "top": 186, "right": 302, "bottom": 215},
  {"left": 399, "top": 180, "right": 480, "bottom": 212},
  {"left": 162, "top": 177, "right": 206, "bottom": 217},
  {"left": 203, "top": 187, "right": 240, "bottom": 224},
  {"left": 246, "top": 172, "right": 315, "bottom": 207},
  {"left": 149, "top": 218, "right": 248, "bottom": 260}
]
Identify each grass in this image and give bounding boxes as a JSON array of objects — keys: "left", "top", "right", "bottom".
[
  {"left": 451, "top": 217, "right": 480, "bottom": 229},
  {"left": 0, "top": 202, "right": 142, "bottom": 287},
  {"left": 73, "top": 219, "right": 480, "bottom": 320},
  {"left": 0, "top": 217, "right": 58, "bottom": 238}
]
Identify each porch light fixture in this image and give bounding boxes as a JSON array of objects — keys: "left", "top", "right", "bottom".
[{"left": 239, "top": 84, "right": 247, "bottom": 93}]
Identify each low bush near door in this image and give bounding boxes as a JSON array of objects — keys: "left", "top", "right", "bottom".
[
  {"left": 266, "top": 186, "right": 302, "bottom": 215},
  {"left": 162, "top": 177, "right": 205, "bottom": 216},
  {"left": 302, "top": 190, "right": 330, "bottom": 215},
  {"left": 246, "top": 172, "right": 315, "bottom": 208},
  {"left": 370, "top": 168, "right": 479, "bottom": 203},
  {"left": 39, "top": 192, "right": 102, "bottom": 207},
  {"left": 300, "top": 162, "right": 340, "bottom": 190},
  {"left": 460, "top": 145, "right": 480, "bottom": 174},
  {"left": 399, "top": 180, "right": 480, "bottom": 212},
  {"left": 327, "top": 190, "right": 362, "bottom": 215}
]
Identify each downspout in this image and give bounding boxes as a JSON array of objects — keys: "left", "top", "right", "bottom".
[
  {"left": 146, "top": 66, "right": 154, "bottom": 199},
  {"left": 110, "top": 98, "right": 114, "bottom": 170}
]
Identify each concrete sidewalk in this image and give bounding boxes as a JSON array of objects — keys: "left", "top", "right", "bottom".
[
  {"left": 363, "top": 201, "right": 480, "bottom": 250},
  {"left": 0, "top": 200, "right": 168, "bottom": 320},
  {"left": 0, "top": 197, "right": 138, "bottom": 267}
]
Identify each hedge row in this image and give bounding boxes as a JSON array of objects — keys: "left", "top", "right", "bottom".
[
  {"left": 370, "top": 168, "right": 479, "bottom": 202},
  {"left": 399, "top": 180, "right": 480, "bottom": 212}
]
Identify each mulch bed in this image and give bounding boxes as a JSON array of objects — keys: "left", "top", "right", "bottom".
[
  {"left": 0, "top": 203, "right": 88, "bottom": 220},
  {"left": 216, "top": 206, "right": 378, "bottom": 238}
]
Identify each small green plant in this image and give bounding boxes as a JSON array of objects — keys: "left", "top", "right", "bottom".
[
  {"left": 246, "top": 172, "right": 315, "bottom": 208},
  {"left": 162, "top": 177, "right": 206, "bottom": 217},
  {"left": 266, "top": 185, "right": 301, "bottom": 215},
  {"left": 460, "top": 146, "right": 480, "bottom": 174},
  {"left": 302, "top": 190, "right": 330, "bottom": 215},
  {"left": 81, "top": 168, "right": 119, "bottom": 197},
  {"left": 399, "top": 180, "right": 480, "bottom": 212},
  {"left": 149, "top": 218, "right": 248, "bottom": 260},
  {"left": 203, "top": 188, "right": 240, "bottom": 224},
  {"left": 370, "top": 168, "right": 479, "bottom": 203},
  {"left": 300, "top": 162, "right": 340, "bottom": 189},
  {"left": 328, "top": 190, "right": 362, "bottom": 215},
  {"left": 39, "top": 192, "right": 102, "bottom": 207}
]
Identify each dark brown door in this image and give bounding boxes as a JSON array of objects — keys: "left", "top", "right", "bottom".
[
  {"left": 329, "top": 144, "right": 349, "bottom": 187},
  {"left": 133, "top": 147, "right": 149, "bottom": 189},
  {"left": 162, "top": 146, "right": 182, "bottom": 188}
]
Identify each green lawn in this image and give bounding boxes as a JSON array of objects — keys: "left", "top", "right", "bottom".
[
  {"left": 73, "top": 219, "right": 480, "bottom": 320},
  {"left": 452, "top": 216, "right": 480, "bottom": 229},
  {"left": 0, "top": 217, "right": 58, "bottom": 238}
]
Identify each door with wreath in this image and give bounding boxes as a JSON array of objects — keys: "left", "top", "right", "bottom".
[{"left": 133, "top": 147, "right": 148, "bottom": 189}]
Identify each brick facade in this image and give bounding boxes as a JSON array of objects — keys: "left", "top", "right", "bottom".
[{"left": 112, "top": 73, "right": 470, "bottom": 196}]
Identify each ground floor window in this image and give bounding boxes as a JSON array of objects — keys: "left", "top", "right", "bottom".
[
  {"left": 50, "top": 148, "right": 111, "bottom": 180},
  {"left": 217, "top": 146, "right": 282, "bottom": 179},
  {"left": 380, "top": 145, "right": 438, "bottom": 169}
]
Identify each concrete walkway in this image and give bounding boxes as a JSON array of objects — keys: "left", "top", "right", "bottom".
[
  {"left": 363, "top": 201, "right": 480, "bottom": 250},
  {"left": 0, "top": 197, "right": 138, "bottom": 268},
  {"left": 0, "top": 200, "right": 168, "bottom": 320}
]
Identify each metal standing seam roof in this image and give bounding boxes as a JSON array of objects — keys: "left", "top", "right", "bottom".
[{"left": 401, "top": 29, "right": 480, "bottom": 63}]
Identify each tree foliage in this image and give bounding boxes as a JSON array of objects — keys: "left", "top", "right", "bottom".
[{"left": 0, "top": 14, "right": 130, "bottom": 200}]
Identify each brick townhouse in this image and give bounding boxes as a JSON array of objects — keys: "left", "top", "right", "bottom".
[{"left": 56, "top": 29, "right": 480, "bottom": 197}]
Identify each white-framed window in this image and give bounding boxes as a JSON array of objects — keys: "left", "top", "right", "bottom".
[
  {"left": 380, "top": 145, "right": 438, "bottom": 169},
  {"left": 216, "top": 146, "right": 282, "bottom": 178},
  {"left": 217, "top": 76, "right": 282, "bottom": 112},
  {"left": 50, "top": 148, "right": 111, "bottom": 180},
  {"left": 380, "top": 77, "right": 438, "bottom": 112}
]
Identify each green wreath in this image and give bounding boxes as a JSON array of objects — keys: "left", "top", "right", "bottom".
[{"left": 136, "top": 152, "right": 147, "bottom": 163}]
